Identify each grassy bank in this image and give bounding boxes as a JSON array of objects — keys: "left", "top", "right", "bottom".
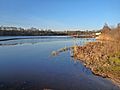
[
  {"left": 73, "top": 25, "right": 120, "bottom": 86},
  {"left": 73, "top": 41, "right": 120, "bottom": 86}
]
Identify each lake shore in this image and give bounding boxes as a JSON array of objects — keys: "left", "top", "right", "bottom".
[
  {"left": 73, "top": 24, "right": 120, "bottom": 87},
  {"left": 73, "top": 41, "right": 120, "bottom": 87}
]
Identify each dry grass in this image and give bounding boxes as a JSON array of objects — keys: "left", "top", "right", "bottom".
[{"left": 73, "top": 25, "right": 120, "bottom": 85}]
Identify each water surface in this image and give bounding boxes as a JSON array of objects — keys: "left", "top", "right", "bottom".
[{"left": 0, "top": 36, "right": 119, "bottom": 90}]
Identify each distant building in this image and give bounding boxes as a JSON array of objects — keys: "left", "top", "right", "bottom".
[{"left": 95, "top": 32, "right": 101, "bottom": 36}]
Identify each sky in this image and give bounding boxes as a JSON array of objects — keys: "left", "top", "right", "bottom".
[{"left": 0, "top": 0, "right": 119, "bottom": 31}]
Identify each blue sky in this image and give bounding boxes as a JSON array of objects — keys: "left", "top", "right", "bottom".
[{"left": 0, "top": 0, "right": 119, "bottom": 30}]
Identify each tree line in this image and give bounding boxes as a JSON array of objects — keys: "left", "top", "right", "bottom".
[{"left": 0, "top": 26, "right": 97, "bottom": 36}]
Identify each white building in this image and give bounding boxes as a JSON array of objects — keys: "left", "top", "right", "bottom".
[{"left": 95, "top": 32, "right": 101, "bottom": 36}]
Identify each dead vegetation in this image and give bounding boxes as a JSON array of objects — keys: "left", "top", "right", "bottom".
[{"left": 74, "top": 24, "right": 120, "bottom": 86}]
